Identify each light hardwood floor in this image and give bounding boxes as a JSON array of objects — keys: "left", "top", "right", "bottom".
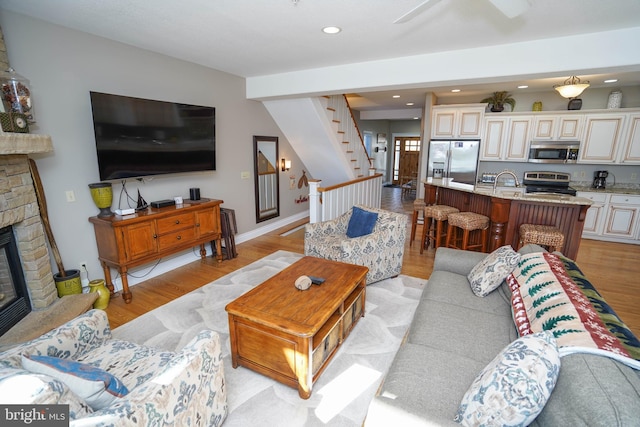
[{"left": 104, "top": 188, "right": 640, "bottom": 338}]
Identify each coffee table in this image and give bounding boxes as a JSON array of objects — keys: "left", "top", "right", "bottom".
[{"left": 226, "top": 256, "right": 368, "bottom": 399}]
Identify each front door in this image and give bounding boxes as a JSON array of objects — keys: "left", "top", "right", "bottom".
[{"left": 393, "top": 136, "right": 421, "bottom": 186}]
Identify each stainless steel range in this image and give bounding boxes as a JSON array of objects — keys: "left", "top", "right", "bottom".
[{"left": 523, "top": 171, "right": 577, "bottom": 196}]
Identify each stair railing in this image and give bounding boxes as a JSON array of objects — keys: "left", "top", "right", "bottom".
[{"left": 309, "top": 172, "right": 383, "bottom": 223}]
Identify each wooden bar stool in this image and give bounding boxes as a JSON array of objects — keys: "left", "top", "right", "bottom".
[
  {"left": 410, "top": 199, "right": 426, "bottom": 247},
  {"left": 445, "top": 212, "right": 490, "bottom": 252},
  {"left": 518, "top": 224, "right": 565, "bottom": 252},
  {"left": 420, "top": 205, "right": 459, "bottom": 253}
]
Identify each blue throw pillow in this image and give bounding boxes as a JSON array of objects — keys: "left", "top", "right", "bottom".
[
  {"left": 22, "top": 354, "right": 129, "bottom": 410},
  {"left": 346, "top": 206, "right": 378, "bottom": 238}
]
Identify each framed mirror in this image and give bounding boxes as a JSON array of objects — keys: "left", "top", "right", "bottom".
[{"left": 253, "top": 136, "right": 280, "bottom": 223}]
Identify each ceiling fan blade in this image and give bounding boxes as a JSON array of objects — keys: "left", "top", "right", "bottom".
[
  {"left": 487, "top": 0, "right": 531, "bottom": 18},
  {"left": 393, "top": 0, "right": 441, "bottom": 24}
]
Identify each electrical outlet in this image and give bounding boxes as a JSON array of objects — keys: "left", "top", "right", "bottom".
[
  {"left": 65, "top": 190, "right": 76, "bottom": 202},
  {"left": 580, "top": 171, "right": 586, "bottom": 179},
  {"left": 572, "top": 171, "right": 578, "bottom": 179},
  {"left": 240, "top": 171, "right": 250, "bottom": 180},
  {"left": 80, "top": 262, "right": 87, "bottom": 270},
  {"left": 632, "top": 173, "right": 638, "bottom": 181}
]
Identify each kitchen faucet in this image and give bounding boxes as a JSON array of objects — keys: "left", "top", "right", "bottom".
[{"left": 493, "top": 170, "right": 520, "bottom": 192}]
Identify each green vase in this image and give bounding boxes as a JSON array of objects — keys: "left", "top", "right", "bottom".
[{"left": 89, "top": 279, "right": 110, "bottom": 309}]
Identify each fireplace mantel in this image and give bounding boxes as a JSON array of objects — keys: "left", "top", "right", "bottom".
[{"left": 0, "top": 132, "right": 53, "bottom": 155}]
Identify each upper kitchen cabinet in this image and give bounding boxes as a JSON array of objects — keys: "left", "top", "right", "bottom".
[
  {"left": 579, "top": 114, "right": 626, "bottom": 163},
  {"left": 617, "top": 113, "right": 640, "bottom": 164},
  {"left": 532, "top": 114, "right": 583, "bottom": 140},
  {"left": 431, "top": 104, "right": 485, "bottom": 139},
  {"left": 481, "top": 115, "right": 532, "bottom": 162}
]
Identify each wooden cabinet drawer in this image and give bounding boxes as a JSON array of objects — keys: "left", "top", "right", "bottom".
[
  {"left": 610, "top": 194, "right": 640, "bottom": 205},
  {"left": 156, "top": 212, "right": 195, "bottom": 234},
  {"left": 157, "top": 227, "right": 197, "bottom": 250},
  {"left": 577, "top": 192, "right": 608, "bottom": 203}
]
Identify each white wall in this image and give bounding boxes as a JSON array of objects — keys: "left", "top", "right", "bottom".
[{"left": 0, "top": 11, "right": 308, "bottom": 288}]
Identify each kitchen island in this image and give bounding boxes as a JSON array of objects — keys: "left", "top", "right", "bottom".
[{"left": 423, "top": 179, "right": 593, "bottom": 259}]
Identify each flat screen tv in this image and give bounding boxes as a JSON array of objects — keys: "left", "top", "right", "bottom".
[{"left": 90, "top": 91, "right": 215, "bottom": 181}]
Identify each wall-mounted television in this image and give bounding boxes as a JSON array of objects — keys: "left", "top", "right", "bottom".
[{"left": 90, "top": 92, "right": 215, "bottom": 181}]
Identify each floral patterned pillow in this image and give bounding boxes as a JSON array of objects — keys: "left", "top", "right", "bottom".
[
  {"left": 454, "top": 331, "right": 560, "bottom": 427},
  {"left": 467, "top": 245, "right": 521, "bottom": 297}
]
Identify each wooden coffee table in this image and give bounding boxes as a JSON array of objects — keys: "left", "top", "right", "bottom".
[{"left": 226, "top": 256, "right": 368, "bottom": 399}]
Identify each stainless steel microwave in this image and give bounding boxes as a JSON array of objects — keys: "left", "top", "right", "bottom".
[{"left": 528, "top": 141, "right": 580, "bottom": 164}]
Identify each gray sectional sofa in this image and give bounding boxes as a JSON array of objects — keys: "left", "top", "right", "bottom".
[{"left": 365, "top": 245, "right": 640, "bottom": 426}]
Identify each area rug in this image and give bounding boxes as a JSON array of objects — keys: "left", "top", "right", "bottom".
[{"left": 112, "top": 250, "right": 426, "bottom": 426}]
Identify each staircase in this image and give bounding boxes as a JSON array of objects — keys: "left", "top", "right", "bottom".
[{"left": 262, "top": 95, "right": 372, "bottom": 186}]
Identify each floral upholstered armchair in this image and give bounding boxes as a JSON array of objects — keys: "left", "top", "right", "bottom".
[
  {"left": 304, "top": 204, "right": 408, "bottom": 284},
  {"left": 0, "top": 309, "right": 227, "bottom": 426}
]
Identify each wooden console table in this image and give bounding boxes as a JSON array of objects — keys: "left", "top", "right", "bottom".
[
  {"left": 226, "top": 257, "right": 368, "bottom": 399},
  {"left": 89, "top": 198, "right": 223, "bottom": 303}
]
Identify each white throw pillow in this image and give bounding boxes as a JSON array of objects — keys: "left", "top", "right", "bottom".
[
  {"left": 467, "top": 245, "right": 521, "bottom": 297},
  {"left": 454, "top": 331, "right": 560, "bottom": 427},
  {"left": 21, "top": 354, "right": 128, "bottom": 410}
]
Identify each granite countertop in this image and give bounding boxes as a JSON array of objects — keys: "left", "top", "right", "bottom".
[
  {"left": 424, "top": 178, "right": 593, "bottom": 205},
  {"left": 572, "top": 185, "right": 640, "bottom": 196}
]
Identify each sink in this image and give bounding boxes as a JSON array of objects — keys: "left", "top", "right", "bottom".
[{"left": 475, "top": 186, "right": 525, "bottom": 198}]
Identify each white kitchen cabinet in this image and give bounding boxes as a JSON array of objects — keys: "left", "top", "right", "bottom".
[
  {"left": 577, "top": 192, "right": 608, "bottom": 236},
  {"left": 603, "top": 194, "right": 640, "bottom": 240},
  {"left": 532, "top": 115, "right": 583, "bottom": 140},
  {"left": 480, "top": 115, "right": 532, "bottom": 161},
  {"left": 579, "top": 114, "right": 626, "bottom": 163},
  {"left": 431, "top": 105, "right": 485, "bottom": 139},
  {"left": 618, "top": 113, "right": 640, "bottom": 164}
]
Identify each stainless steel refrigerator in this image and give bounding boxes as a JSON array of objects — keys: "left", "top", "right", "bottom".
[{"left": 427, "top": 139, "right": 480, "bottom": 185}]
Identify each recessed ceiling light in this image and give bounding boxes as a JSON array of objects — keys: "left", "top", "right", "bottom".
[
  {"left": 517, "top": 85, "right": 528, "bottom": 89},
  {"left": 322, "top": 26, "right": 341, "bottom": 34},
  {"left": 604, "top": 79, "right": 618, "bottom": 83},
  {"left": 392, "top": 95, "right": 400, "bottom": 98},
  {"left": 413, "top": 117, "right": 420, "bottom": 120},
  {"left": 451, "top": 89, "right": 461, "bottom": 93},
  {"left": 406, "top": 102, "right": 414, "bottom": 106}
]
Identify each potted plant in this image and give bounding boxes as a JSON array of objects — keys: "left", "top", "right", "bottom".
[{"left": 481, "top": 91, "right": 516, "bottom": 112}]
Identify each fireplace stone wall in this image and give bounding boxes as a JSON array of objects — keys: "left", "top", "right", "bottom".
[{"left": 0, "top": 149, "right": 57, "bottom": 309}]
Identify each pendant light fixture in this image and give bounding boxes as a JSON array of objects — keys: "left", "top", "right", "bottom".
[{"left": 553, "top": 76, "right": 590, "bottom": 99}]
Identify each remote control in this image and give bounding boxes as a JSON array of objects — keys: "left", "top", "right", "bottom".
[{"left": 308, "top": 276, "right": 325, "bottom": 285}]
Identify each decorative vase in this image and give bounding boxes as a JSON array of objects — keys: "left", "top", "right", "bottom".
[
  {"left": 607, "top": 90, "right": 622, "bottom": 109},
  {"left": 532, "top": 101, "right": 543, "bottom": 111},
  {"left": 88, "top": 182, "right": 113, "bottom": 217},
  {"left": 567, "top": 98, "right": 582, "bottom": 110},
  {"left": 54, "top": 269, "right": 82, "bottom": 297},
  {"left": 89, "top": 279, "right": 110, "bottom": 309}
]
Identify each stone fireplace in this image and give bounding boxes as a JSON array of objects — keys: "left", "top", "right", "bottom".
[{"left": 0, "top": 133, "right": 58, "bottom": 326}]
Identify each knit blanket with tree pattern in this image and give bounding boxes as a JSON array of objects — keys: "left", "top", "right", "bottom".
[{"left": 507, "top": 251, "right": 640, "bottom": 370}]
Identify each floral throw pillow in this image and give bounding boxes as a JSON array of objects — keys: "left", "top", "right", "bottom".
[
  {"left": 467, "top": 245, "right": 521, "bottom": 297},
  {"left": 454, "top": 331, "right": 560, "bottom": 427}
]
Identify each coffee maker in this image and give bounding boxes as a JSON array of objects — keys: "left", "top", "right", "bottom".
[{"left": 592, "top": 170, "right": 608, "bottom": 189}]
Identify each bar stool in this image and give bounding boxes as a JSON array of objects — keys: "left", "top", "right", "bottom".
[
  {"left": 420, "top": 205, "right": 459, "bottom": 253},
  {"left": 445, "top": 212, "right": 490, "bottom": 252},
  {"left": 410, "top": 199, "right": 426, "bottom": 247},
  {"left": 518, "top": 224, "right": 565, "bottom": 252}
]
